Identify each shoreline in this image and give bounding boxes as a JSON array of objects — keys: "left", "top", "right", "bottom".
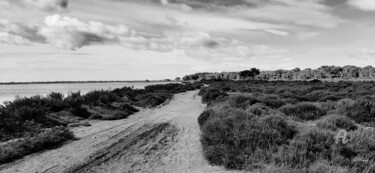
[{"left": 0, "top": 81, "right": 180, "bottom": 85}]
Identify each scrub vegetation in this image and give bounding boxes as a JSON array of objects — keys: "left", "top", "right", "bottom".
[{"left": 198, "top": 80, "right": 375, "bottom": 172}]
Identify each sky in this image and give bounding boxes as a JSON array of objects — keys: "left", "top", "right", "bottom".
[{"left": 0, "top": 0, "right": 375, "bottom": 82}]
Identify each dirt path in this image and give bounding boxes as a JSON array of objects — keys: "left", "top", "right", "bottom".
[{"left": 0, "top": 91, "right": 241, "bottom": 173}]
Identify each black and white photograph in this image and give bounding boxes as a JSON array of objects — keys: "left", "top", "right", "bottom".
[{"left": 1, "top": 0, "right": 375, "bottom": 172}]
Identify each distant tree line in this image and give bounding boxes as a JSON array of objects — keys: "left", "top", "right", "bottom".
[{"left": 182, "top": 65, "right": 375, "bottom": 81}]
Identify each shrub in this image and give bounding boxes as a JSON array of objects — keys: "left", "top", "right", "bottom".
[
  {"left": 279, "top": 103, "right": 325, "bottom": 121},
  {"left": 343, "top": 96, "right": 375, "bottom": 125},
  {"left": 228, "top": 94, "right": 260, "bottom": 109},
  {"left": 201, "top": 114, "right": 296, "bottom": 170},
  {"left": 198, "top": 109, "right": 216, "bottom": 127},
  {"left": 135, "top": 93, "right": 173, "bottom": 107},
  {"left": 84, "top": 90, "right": 120, "bottom": 106},
  {"left": 200, "top": 88, "right": 228, "bottom": 103},
  {"left": 316, "top": 115, "right": 357, "bottom": 131},
  {"left": 273, "top": 127, "right": 335, "bottom": 168},
  {"left": 0, "top": 127, "right": 74, "bottom": 164},
  {"left": 246, "top": 103, "right": 271, "bottom": 116}
]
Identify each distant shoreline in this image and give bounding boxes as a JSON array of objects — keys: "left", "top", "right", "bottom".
[{"left": 0, "top": 80, "right": 178, "bottom": 85}]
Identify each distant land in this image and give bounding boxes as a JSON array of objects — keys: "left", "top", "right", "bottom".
[
  {"left": 0, "top": 79, "right": 179, "bottom": 85},
  {"left": 183, "top": 65, "right": 375, "bottom": 81}
]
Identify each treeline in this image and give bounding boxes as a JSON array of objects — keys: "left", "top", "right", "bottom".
[
  {"left": 0, "top": 83, "right": 201, "bottom": 164},
  {"left": 183, "top": 65, "right": 375, "bottom": 81}
]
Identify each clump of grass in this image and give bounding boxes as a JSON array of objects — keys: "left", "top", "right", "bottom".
[{"left": 316, "top": 115, "right": 357, "bottom": 131}]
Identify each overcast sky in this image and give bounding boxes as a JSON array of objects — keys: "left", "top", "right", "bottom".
[{"left": 0, "top": 0, "right": 375, "bottom": 82}]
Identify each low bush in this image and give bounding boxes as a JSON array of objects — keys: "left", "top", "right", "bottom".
[
  {"left": 246, "top": 103, "right": 272, "bottom": 116},
  {"left": 135, "top": 93, "right": 173, "bottom": 108},
  {"left": 342, "top": 96, "right": 375, "bottom": 125},
  {"left": 200, "top": 88, "right": 228, "bottom": 103},
  {"left": 198, "top": 109, "right": 216, "bottom": 127},
  {"left": 273, "top": 127, "right": 336, "bottom": 168},
  {"left": 228, "top": 94, "right": 260, "bottom": 109},
  {"left": 279, "top": 103, "right": 326, "bottom": 121},
  {"left": 201, "top": 113, "right": 296, "bottom": 170},
  {"left": 316, "top": 115, "right": 357, "bottom": 131},
  {"left": 0, "top": 127, "right": 74, "bottom": 164}
]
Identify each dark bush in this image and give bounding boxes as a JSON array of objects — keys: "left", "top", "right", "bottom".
[{"left": 198, "top": 109, "right": 216, "bottom": 127}]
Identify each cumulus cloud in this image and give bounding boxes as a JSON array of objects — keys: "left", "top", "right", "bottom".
[
  {"left": 6, "top": 0, "right": 68, "bottom": 12},
  {"left": 348, "top": 0, "right": 375, "bottom": 11},
  {"left": 38, "top": 15, "right": 131, "bottom": 50}
]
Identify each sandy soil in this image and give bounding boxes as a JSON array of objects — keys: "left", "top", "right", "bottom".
[{"left": 0, "top": 91, "right": 242, "bottom": 173}]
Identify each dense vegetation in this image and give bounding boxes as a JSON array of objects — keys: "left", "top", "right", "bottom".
[
  {"left": 0, "top": 83, "right": 201, "bottom": 164},
  {"left": 184, "top": 65, "right": 375, "bottom": 81},
  {"left": 198, "top": 80, "right": 375, "bottom": 172}
]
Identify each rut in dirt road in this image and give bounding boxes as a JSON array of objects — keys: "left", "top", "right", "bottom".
[{"left": 64, "top": 123, "right": 179, "bottom": 173}]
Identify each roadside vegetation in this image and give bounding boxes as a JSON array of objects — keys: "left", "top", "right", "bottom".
[
  {"left": 198, "top": 80, "right": 375, "bottom": 172},
  {"left": 0, "top": 83, "right": 201, "bottom": 164}
]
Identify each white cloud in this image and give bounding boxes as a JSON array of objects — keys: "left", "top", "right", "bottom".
[
  {"left": 265, "top": 29, "right": 289, "bottom": 36},
  {"left": 0, "top": 32, "right": 31, "bottom": 45},
  {"left": 38, "top": 15, "right": 131, "bottom": 50},
  {"left": 348, "top": 0, "right": 375, "bottom": 11},
  {"left": 298, "top": 32, "right": 320, "bottom": 40}
]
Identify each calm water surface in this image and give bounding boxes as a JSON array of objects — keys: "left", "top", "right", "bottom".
[{"left": 0, "top": 82, "right": 174, "bottom": 104}]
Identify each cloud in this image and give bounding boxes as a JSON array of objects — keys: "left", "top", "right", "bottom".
[
  {"left": 298, "top": 32, "right": 320, "bottom": 40},
  {"left": 229, "top": 0, "right": 345, "bottom": 28},
  {"left": 264, "top": 29, "right": 289, "bottom": 36},
  {"left": 38, "top": 15, "right": 131, "bottom": 50},
  {"left": 5, "top": 0, "right": 68, "bottom": 12},
  {"left": 0, "top": 32, "right": 31, "bottom": 45},
  {"left": 348, "top": 0, "right": 375, "bottom": 11},
  {"left": 185, "top": 40, "right": 289, "bottom": 61}
]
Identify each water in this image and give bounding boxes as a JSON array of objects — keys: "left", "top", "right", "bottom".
[{"left": 0, "top": 82, "right": 175, "bottom": 104}]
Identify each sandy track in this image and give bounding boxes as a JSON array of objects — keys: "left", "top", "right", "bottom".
[{"left": 0, "top": 91, "right": 240, "bottom": 173}]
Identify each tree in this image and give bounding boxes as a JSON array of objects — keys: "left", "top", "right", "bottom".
[
  {"left": 182, "top": 76, "right": 191, "bottom": 81},
  {"left": 175, "top": 77, "right": 181, "bottom": 81},
  {"left": 239, "top": 68, "right": 260, "bottom": 80}
]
